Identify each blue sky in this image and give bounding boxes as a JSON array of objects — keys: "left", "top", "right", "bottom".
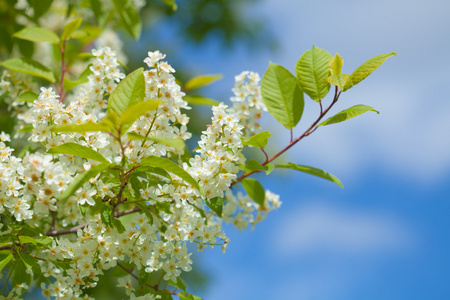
[
  {"left": 130, "top": 0, "right": 450, "bottom": 299},
  {"left": 147, "top": 0, "right": 450, "bottom": 299}
]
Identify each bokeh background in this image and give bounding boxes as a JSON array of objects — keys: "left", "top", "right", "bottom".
[{"left": 128, "top": 0, "right": 449, "bottom": 299}]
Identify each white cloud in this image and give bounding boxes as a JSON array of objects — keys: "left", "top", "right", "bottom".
[{"left": 272, "top": 202, "right": 414, "bottom": 256}]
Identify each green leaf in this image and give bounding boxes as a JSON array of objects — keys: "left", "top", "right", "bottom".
[
  {"left": 276, "top": 163, "right": 343, "bottom": 188},
  {"left": 47, "top": 142, "right": 109, "bottom": 163},
  {"left": 117, "top": 100, "right": 160, "bottom": 126},
  {"left": 343, "top": 52, "right": 397, "bottom": 91},
  {"left": 241, "top": 178, "right": 265, "bottom": 207},
  {"left": 129, "top": 173, "right": 144, "bottom": 198},
  {"left": 101, "top": 203, "right": 114, "bottom": 227},
  {"left": 127, "top": 132, "right": 146, "bottom": 140},
  {"left": 15, "top": 251, "right": 35, "bottom": 270},
  {"left": 0, "top": 254, "right": 13, "bottom": 273},
  {"left": 139, "top": 166, "right": 172, "bottom": 181},
  {"left": 18, "top": 125, "right": 33, "bottom": 133},
  {"left": 135, "top": 202, "right": 153, "bottom": 225},
  {"left": 112, "top": 0, "right": 142, "bottom": 40},
  {"left": 13, "top": 27, "right": 60, "bottom": 44},
  {"left": 19, "top": 236, "right": 52, "bottom": 245},
  {"left": 112, "top": 218, "right": 126, "bottom": 233},
  {"left": 326, "top": 74, "right": 350, "bottom": 91},
  {"left": 162, "top": 0, "right": 178, "bottom": 11},
  {"left": 64, "top": 64, "right": 93, "bottom": 92},
  {"left": 148, "top": 137, "right": 185, "bottom": 152},
  {"left": 51, "top": 121, "right": 112, "bottom": 133},
  {"left": 13, "top": 258, "right": 31, "bottom": 285},
  {"left": 329, "top": 53, "right": 344, "bottom": 75},
  {"left": 179, "top": 292, "right": 202, "bottom": 300},
  {"left": 244, "top": 160, "right": 274, "bottom": 175},
  {"left": 318, "top": 105, "right": 379, "bottom": 126},
  {"left": 185, "top": 74, "right": 222, "bottom": 90},
  {"left": 140, "top": 156, "right": 199, "bottom": 191},
  {"left": 0, "top": 57, "right": 56, "bottom": 82},
  {"left": 59, "top": 163, "right": 110, "bottom": 202},
  {"left": 169, "top": 276, "right": 187, "bottom": 291},
  {"left": 242, "top": 131, "right": 271, "bottom": 148},
  {"left": 16, "top": 91, "right": 38, "bottom": 103},
  {"left": 183, "top": 95, "right": 220, "bottom": 106},
  {"left": 295, "top": 46, "right": 332, "bottom": 101},
  {"left": 155, "top": 202, "right": 172, "bottom": 215},
  {"left": 205, "top": 196, "right": 223, "bottom": 217},
  {"left": 61, "top": 18, "right": 83, "bottom": 40},
  {"left": 107, "top": 68, "right": 145, "bottom": 116},
  {"left": 261, "top": 62, "right": 304, "bottom": 129}
]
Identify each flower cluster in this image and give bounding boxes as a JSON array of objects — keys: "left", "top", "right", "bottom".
[
  {"left": 124, "top": 50, "right": 191, "bottom": 162},
  {"left": 0, "top": 132, "right": 30, "bottom": 222},
  {"left": 188, "top": 103, "right": 244, "bottom": 200},
  {"left": 0, "top": 49, "right": 281, "bottom": 299},
  {"left": 222, "top": 190, "right": 281, "bottom": 230},
  {"left": 230, "top": 71, "right": 267, "bottom": 137}
]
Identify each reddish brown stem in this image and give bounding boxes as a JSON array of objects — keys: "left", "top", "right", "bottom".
[{"left": 230, "top": 86, "right": 341, "bottom": 188}]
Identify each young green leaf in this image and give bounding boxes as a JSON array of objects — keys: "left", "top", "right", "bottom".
[
  {"left": 19, "top": 235, "right": 52, "bottom": 245},
  {"left": 101, "top": 203, "right": 114, "bottom": 228},
  {"left": 343, "top": 52, "right": 397, "bottom": 91},
  {"left": 295, "top": 46, "right": 332, "bottom": 102},
  {"left": 127, "top": 132, "right": 147, "bottom": 140},
  {"left": 244, "top": 160, "right": 274, "bottom": 175},
  {"left": 112, "top": 218, "right": 126, "bottom": 233},
  {"left": 13, "top": 27, "right": 60, "bottom": 44},
  {"left": 326, "top": 74, "right": 350, "bottom": 91},
  {"left": 179, "top": 292, "right": 202, "bottom": 300},
  {"left": 59, "top": 163, "right": 110, "bottom": 202},
  {"left": 51, "top": 122, "right": 112, "bottom": 133},
  {"left": 0, "top": 254, "right": 13, "bottom": 273},
  {"left": 140, "top": 156, "right": 199, "bottom": 190},
  {"left": 242, "top": 131, "right": 271, "bottom": 148},
  {"left": 0, "top": 58, "right": 56, "bottom": 82},
  {"left": 15, "top": 251, "right": 36, "bottom": 270},
  {"left": 16, "top": 91, "right": 38, "bottom": 103},
  {"left": 205, "top": 196, "right": 223, "bottom": 217},
  {"left": 61, "top": 18, "right": 83, "bottom": 40},
  {"left": 185, "top": 74, "right": 223, "bottom": 90},
  {"left": 162, "top": 0, "right": 178, "bottom": 11},
  {"left": 148, "top": 137, "right": 185, "bottom": 152},
  {"left": 329, "top": 53, "right": 344, "bottom": 75},
  {"left": 241, "top": 178, "right": 265, "bottom": 207},
  {"left": 117, "top": 100, "right": 160, "bottom": 126},
  {"left": 112, "top": 0, "right": 142, "bottom": 39},
  {"left": 183, "top": 95, "right": 220, "bottom": 106},
  {"left": 261, "top": 62, "right": 304, "bottom": 129},
  {"left": 276, "top": 163, "right": 343, "bottom": 188},
  {"left": 318, "top": 105, "right": 379, "bottom": 126},
  {"left": 169, "top": 277, "right": 187, "bottom": 291},
  {"left": 47, "top": 142, "right": 109, "bottom": 163},
  {"left": 13, "top": 258, "right": 31, "bottom": 285},
  {"left": 107, "top": 68, "right": 145, "bottom": 116},
  {"left": 64, "top": 64, "right": 93, "bottom": 92},
  {"left": 135, "top": 202, "right": 154, "bottom": 225}
]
